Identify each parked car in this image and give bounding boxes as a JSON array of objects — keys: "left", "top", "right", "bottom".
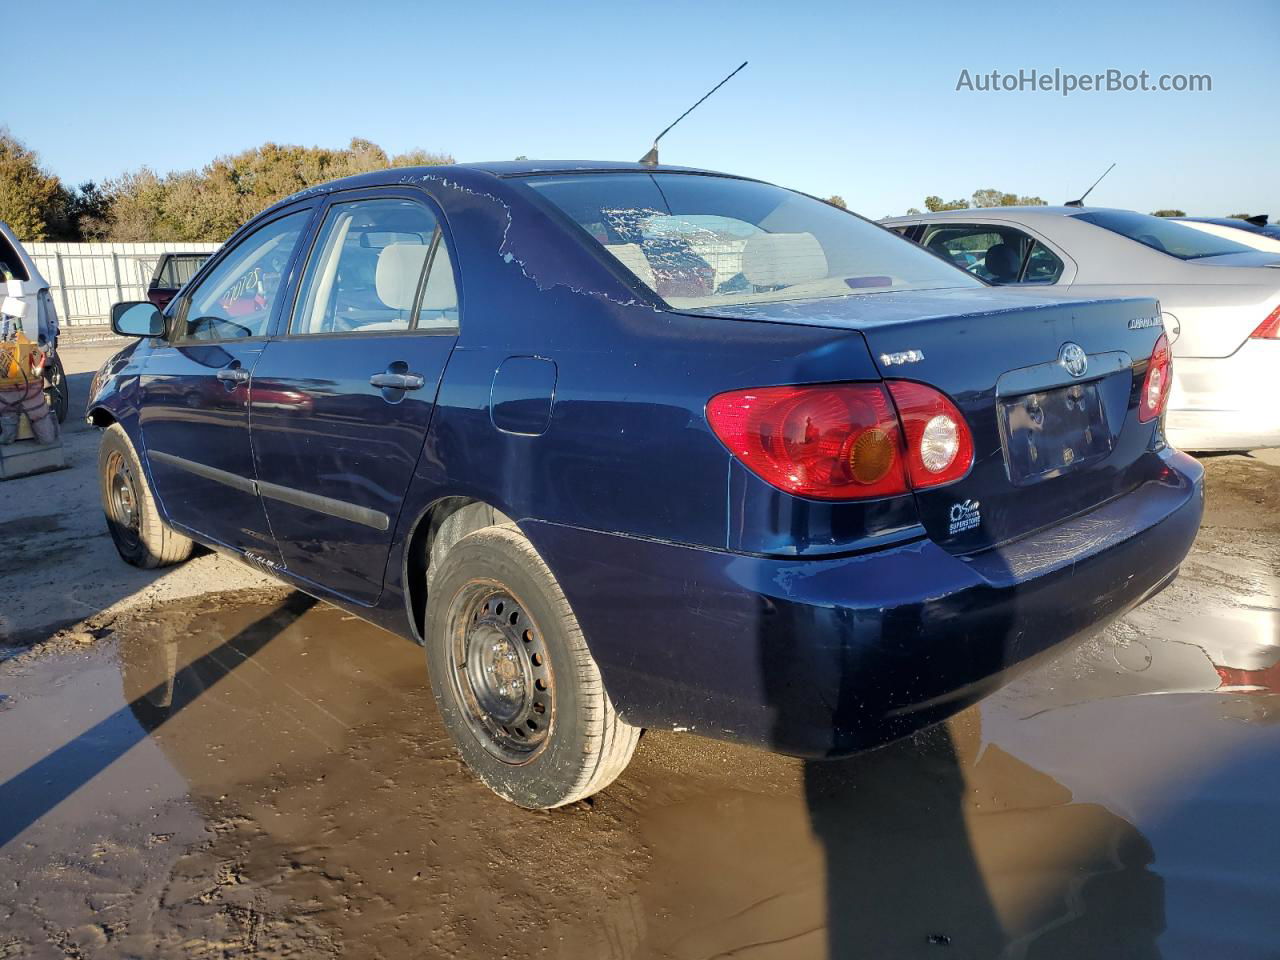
[
  {"left": 1177, "top": 215, "right": 1280, "bottom": 241},
  {"left": 89, "top": 162, "right": 1203, "bottom": 808},
  {"left": 146, "top": 251, "right": 214, "bottom": 309},
  {"left": 883, "top": 207, "right": 1280, "bottom": 451},
  {"left": 1172, "top": 217, "right": 1280, "bottom": 253},
  {"left": 0, "top": 220, "right": 68, "bottom": 422}
]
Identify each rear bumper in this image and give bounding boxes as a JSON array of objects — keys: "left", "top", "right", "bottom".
[
  {"left": 523, "top": 449, "right": 1204, "bottom": 758},
  {"left": 1167, "top": 341, "right": 1280, "bottom": 451}
]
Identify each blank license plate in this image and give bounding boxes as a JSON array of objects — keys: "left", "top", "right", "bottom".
[{"left": 999, "top": 382, "right": 1112, "bottom": 484}]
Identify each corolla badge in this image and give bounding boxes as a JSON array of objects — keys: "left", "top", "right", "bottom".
[
  {"left": 1127, "top": 315, "right": 1162, "bottom": 330},
  {"left": 1058, "top": 342, "right": 1088, "bottom": 378}
]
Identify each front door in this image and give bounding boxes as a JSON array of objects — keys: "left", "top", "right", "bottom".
[
  {"left": 138, "top": 206, "right": 314, "bottom": 558},
  {"left": 250, "top": 192, "right": 461, "bottom": 603}
]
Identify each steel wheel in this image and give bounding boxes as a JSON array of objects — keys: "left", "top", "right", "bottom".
[
  {"left": 103, "top": 449, "right": 143, "bottom": 555},
  {"left": 447, "top": 581, "right": 555, "bottom": 763}
]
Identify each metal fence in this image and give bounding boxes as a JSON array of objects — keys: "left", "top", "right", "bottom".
[{"left": 23, "top": 242, "right": 222, "bottom": 326}]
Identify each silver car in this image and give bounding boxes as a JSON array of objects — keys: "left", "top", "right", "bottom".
[{"left": 882, "top": 207, "right": 1280, "bottom": 451}]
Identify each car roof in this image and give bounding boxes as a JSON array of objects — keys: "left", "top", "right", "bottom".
[
  {"left": 262, "top": 160, "right": 751, "bottom": 222},
  {"left": 456, "top": 159, "right": 723, "bottom": 177},
  {"left": 882, "top": 205, "right": 1133, "bottom": 223}
]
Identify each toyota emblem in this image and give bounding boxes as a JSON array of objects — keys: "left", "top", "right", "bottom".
[{"left": 1059, "top": 342, "right": 1088, "bottom": 378}]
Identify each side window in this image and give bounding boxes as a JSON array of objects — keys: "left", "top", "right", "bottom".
[
  {"left": 177, "top": 211, "right": 310, "bottom": 341},
  {"left": 0, "top": 232, "right": 30, "bottom": 282},
  {"left": 1022, "top": 241, "right": 1064, "bottom": 284},
  {"left": 291, "top": 197, "right": 450, "bottom": 335},
  {"left": 920, "top": 224, "right": 1040, "bottom": 285},
  {"left": 155, "top": 254, "right": 210, "bottom": 289},
  {"left": 417, "top": 236, "right": 458, "bottom": 330}
]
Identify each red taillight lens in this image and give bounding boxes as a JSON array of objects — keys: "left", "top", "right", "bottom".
[
  {"left": 706, "top": 381, "right": 973, "bottom": 500},
  {"left": 1250, "top": 304, "right": 1280, "bottom": 340},
  {"left": 1139, "top": 333, "right": 1172, "bottom": 423},
  {"left": 886, "top": 381, "right": 975, "bottom": 488},
  {"left": 706, "top": 384, "right": 909, "bottom": 499}
]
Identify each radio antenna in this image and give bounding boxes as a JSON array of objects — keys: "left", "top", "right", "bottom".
[
  {"left": 1065, "top": 162, "right": 1115, "bottom": 207},
  {"left": 639, "top": 61, "right": 748, "bottom": 166}
]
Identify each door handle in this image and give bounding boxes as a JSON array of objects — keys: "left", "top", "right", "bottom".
[
  {"left": 217, "top": 367, "right": 250, "bottom": 383},
  {"left": 370, "top": 372, "right": 425, "bottom": 390}
]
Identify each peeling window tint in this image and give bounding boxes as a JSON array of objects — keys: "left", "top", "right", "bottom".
[{"left": 523, "top": 174, "right": 980, "bottom": 309}]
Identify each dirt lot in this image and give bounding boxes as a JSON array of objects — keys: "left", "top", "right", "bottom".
[{"left": 0, "top": 343, "right": 1277, "bottom": 959}]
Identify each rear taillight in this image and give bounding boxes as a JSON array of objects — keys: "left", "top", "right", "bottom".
[
  {"left": 1250, "top": 304, "right": 1280, "bottom": 340},
  {"left": 705, "top": 381, "right": 973, "bottom": 501},
  {"left": 1138, "top": 333, "right": 1172, "bottom": 423},
  {"left": 886, "top": 381, "right": 975, "bottom": 489}
]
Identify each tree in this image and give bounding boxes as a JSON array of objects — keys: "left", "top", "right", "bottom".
[
  {"left": 0, "top": 128, "right": 66, "bottom": 240},
  {"left": 972, "top": 188, "right": 1046, "bottom": 208},
  {"left": 90, "top": 138, "right": 455, "bottom": 242},
  {"left": 925, "top": 195, "right": 969, "bottom": 212},
  {"left": 825, "top": 195, "right": 847, "bottom": 209},
  {"left": 1227, "top": 212, "right": 1252, "bottom": 220},
  {"left": 1151, "top": 209, "right": 1186, "bottom": 217}
]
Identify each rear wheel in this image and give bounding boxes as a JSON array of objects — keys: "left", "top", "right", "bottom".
[
  {"left": 43, "top": 353, "right": 69, "bottom": 424},
  {"left": 424, "top": 523, "right": 640, "bottom": 808},
  {"left": 98, "top": 423, "right": 194, "bottom": 568}
]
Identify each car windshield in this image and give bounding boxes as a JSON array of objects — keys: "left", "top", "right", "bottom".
[
  {"left": 1073, "top": 210, "right": 1257, "bottom": 260},
  {"left": 521, "top": 173, "right": 981, "bottom": 309}
]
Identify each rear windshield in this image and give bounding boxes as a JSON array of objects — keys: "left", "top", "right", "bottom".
[
  {"left": 1074, "top": 210, "right": 1257, "bottom": 260},
  {"left": 521, "top": 173, "right": 981, "bottom": 309}
]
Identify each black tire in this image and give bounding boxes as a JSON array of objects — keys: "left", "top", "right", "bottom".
[
  {"left": 424, "top": 523, "right": 640, "bottom": 808},
  {"left": 98, "top": 423, "right": 195, "bottom": 568},
  {"left": 44, "top": 353, "right": 69, "bottom": 424}
]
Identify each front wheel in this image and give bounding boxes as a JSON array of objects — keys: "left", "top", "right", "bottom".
[
  {"left": 424, "top": 523, "right": 640, "bottom": 808},
  {"left": 98, "top": 423, "right": 194, "bottom": 568}
]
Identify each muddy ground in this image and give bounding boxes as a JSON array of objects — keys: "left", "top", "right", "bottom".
[{"left": 0, "top": 345, "right": 1277, "bottom": 959}]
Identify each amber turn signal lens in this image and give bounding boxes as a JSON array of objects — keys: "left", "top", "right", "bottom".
[{"left": 847, "top": 427, "right": 896, "bottom": 485}]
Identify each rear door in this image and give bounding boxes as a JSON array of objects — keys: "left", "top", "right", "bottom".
[
  {"left": 138, "top": 206, "right": 315, "bottom": 559},
  {"left": 249, "top": 190, "right": 461, "bottom": 604}
]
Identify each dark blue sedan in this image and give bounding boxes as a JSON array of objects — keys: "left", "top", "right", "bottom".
[{"left": 90, "top": 161, "right": 1203, "bottom": 808}]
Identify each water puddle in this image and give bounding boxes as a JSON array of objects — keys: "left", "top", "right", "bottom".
[{"left": 2, "top": 584, "right": 1279, "bottom": 958}]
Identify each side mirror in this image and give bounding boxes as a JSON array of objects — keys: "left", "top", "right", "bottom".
[{"left": 111, "top": 301, "right": 165, "bottom": 338}]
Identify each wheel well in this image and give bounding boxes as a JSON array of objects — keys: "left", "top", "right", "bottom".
[
  {"left": 87, "top": 407, "right": 116, "bottom": 428},
  {"left": 404, "top": 498, "right": 513, "bottom": 643}
]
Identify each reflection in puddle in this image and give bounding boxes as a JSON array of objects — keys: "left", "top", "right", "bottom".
[{"left": 2, "top": 589, "right": 1279, "bottom": 958}]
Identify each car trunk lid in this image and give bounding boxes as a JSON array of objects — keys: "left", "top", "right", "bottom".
[{"left": 684, "top": 289, "right": 1167, "bottom": 553}]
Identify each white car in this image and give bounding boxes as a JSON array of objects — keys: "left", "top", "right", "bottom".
[
  {"left": 1173, "top": 218, "right": 1280, "bottom": 253},
  {"left": 881, "top": 207, "right": 1280, "bottom": 451},
  {"left": 1, "top": 221, "right": 66, "bottom": 421}
]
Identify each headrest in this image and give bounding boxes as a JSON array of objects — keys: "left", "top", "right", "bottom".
[
  {"left": 420, "top": 250, "right": 457, "bottom": 311},
  {"left": 983, "top": 243, "right": 1021, "bottom": 283},
  {"left": 604, "top": 243, "right": 657, "bottom": 290},
  {"left": 375, "top": 243, "right": 429, "bottom": 310},
  {"left": 741, "top": 232, "right": 827, "bottom": 288}
]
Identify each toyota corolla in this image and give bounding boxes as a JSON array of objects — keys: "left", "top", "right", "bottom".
[{"left": 89, "top": 161, "right": 1203, "bottom": 808}]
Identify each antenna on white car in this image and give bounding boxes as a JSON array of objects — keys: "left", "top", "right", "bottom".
[
  {"left": 1065, "top": 162, "right": 1116, "bottom": 207},
  {"left": 639, "top": 61, "right": 749, "bottom": 166}
]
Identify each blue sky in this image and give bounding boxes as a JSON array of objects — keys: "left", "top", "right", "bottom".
[{"left": 9, "top": 0, "right": 1278, "bottom": 218}]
